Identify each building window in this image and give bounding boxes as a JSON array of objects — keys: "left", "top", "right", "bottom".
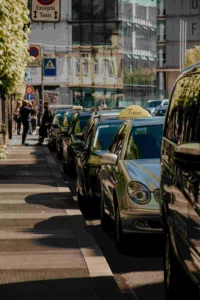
[
  {"left": 82, "top": 60, "right": 89, "bottom": 76},
  {"left": 94, "top": 60, "right": 99, "bottom": 75},
  {"left": 75, "top": 59, "right": 80, "bottom": 76},
  {"left": 157, "top": 0, "right": 166, "bottom": 16},
  {"left": 157, "top": 20, "right": 166, "bottom": 42},
  {"left": 157, "top": 47, "right": 166, "bottom": 67}
]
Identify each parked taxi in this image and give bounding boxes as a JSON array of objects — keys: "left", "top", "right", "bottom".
[{"left": 99, "top": 106, "right": 164, "bottom": 249}]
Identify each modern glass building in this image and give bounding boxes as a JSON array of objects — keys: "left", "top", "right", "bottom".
[{"left": 70, "top": 0, "right": 157, "bottom": 107}]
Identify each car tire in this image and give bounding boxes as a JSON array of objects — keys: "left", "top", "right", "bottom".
[
  {"left": 164, "top": 233, "right": 196, "bottom": 299},
  {"left": 63, "top": 162, "right": 68, "bottom": 174},
  {"left": 100, "top": 194, "right": 109, "bottom": 232},
  {"left": 67, "top": 159, "right": 76, "bottom": 179},
  {"left": 56, "top": 148, "right": 63, "bottom": 160},
  {"left": 115, "top": 203, "right": 124, "bottom": 252}
]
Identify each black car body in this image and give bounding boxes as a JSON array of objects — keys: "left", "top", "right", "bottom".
[
  {"left": 63, "top": 111, "right": 120, "bottom": 178},
  {"left": 76, "top": 118, "right": 125, "bottom": 204},
  {"left": 56, "top": 111, "right": 76, "bottom": 158},
  {"left": 48, "top": 111, "right": 67, "bottom": 149},
  {"left": 160, "top": 62, "right": 200, "bottom": 298},
  {"left": 62, "top": 111, "right": 93, "bottom": 170}
]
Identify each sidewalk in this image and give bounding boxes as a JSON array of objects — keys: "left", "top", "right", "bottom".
[{"left": 0, "top": 133, "right": 124, "bottom": 300}]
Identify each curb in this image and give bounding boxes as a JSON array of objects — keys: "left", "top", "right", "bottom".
[{"left": 44, "top": 146, "right": 123, "bottom": 300}]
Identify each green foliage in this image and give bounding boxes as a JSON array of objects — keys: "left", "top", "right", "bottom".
[{"left": 0, "top": 0, "right": 31, "bottom": 98}]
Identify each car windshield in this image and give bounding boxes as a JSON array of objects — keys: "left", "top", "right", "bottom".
[
  {"left": 125, "top": 125, "right": 163, "bottom": 159},
  {"left": 144, "top": 101, "right": 162, "bottom": 108},
  {"left": 74, "top": 114, "right": 91, "bottom": 133},
  {"left": 63, "top": 112, "right": 75, "bottom": 127},
  {"left": 93, "top": 124, "right": 122, "bottom": 150},
  {"left": 53, "top": 112, "right": 65, "bottom": 125}
]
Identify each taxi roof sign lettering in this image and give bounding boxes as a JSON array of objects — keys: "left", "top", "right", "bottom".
[{"left": 119, "top": 105, "right": 151, "bottom": 119}]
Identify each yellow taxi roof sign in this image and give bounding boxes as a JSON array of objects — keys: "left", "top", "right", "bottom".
[
  {"left": 73, "top": 105, "right": 83, "bottom": 110},
  {"left": 118, "top": 105, "right": 151, "bottom": 119}
]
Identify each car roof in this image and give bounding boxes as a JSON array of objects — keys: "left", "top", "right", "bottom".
[
  {"left": 95, "top": 118, "right": 124, "bottom": 125},
  {"left": 129, "top": 117, "right": 165, "bottom": 126}
]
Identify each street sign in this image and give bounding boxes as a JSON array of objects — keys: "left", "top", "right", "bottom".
[
  {"left": 26, "top": 85, "right": 34, "bottom": 95},
  {"left": 31, "top": 0, "right": 60, "bottom": 22},
  {"left": 26, "top": 94, "right": 34, "bottom": 101},
  {"left": 43, "top": 58, "right": 57, "bottom": 77},
  {"left": 28, "top": 45, "right": 41, "bottom": 67}
]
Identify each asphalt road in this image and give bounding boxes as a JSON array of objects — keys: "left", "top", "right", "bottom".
[{"left": 55, "top": 153, "right": 166, "bottom": 300}]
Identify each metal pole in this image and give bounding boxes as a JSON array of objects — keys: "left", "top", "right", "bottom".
[
  {"left": 184, "top": 21, "right": 187, "bottom": 67},
  {"left": 182, "top": 20, "right": 185, "bottom": 69},
  {"left": 41, "top": 45, "right": 44, "bottom": 116},
  {"left": 180, "top": 19, "right": 182, "bottom": 71}
]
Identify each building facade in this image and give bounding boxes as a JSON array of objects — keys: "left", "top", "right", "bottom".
[
  {"left": 157, "top": 0, "right": 200, "bottom": 98},
  {"left": 28, "top": 0, "right": 157, "bottom": 107}
]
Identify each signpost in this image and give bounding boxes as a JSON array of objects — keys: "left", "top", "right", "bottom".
[
  {"left": 28, "top": 45, "right": 41, "bottom": 67},
  {"left": 43, "top": 58, "right": 57, "bottom": 76},
  {"left": 31, "top": 0, "right": 60, "bottom": 22}
]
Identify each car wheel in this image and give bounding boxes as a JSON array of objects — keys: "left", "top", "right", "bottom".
[
  {"left": 115, "top": 204, "right": 124, "bottom": 252},
  {"left": 56, "top": 148, "right": 63, "bottom": 160},
  {"left": 67, "top": 159, "right": 76, "bottom": 179},
  {"left": 100, "top": 194, "right": 109, "bottom": 232},
  {"left": 63, "top": 162, "right": 68, "bottom": 174},
  {"left": 164, "top": 234, "right": 195, "bottom": 299}
]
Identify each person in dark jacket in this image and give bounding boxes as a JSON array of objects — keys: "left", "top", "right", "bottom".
[
  {"left": 36, "top": 102, "right": 53, "bottom": 145},
  {"left": 20, "top": 100, "right": 35, "bottom": 145}
]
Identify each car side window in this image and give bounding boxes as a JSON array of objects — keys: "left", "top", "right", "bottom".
[
  {"left": 110, "top": 125, "right": 126, "bottom": 156},
  {"left": 68, "top": 113, "right": 78, "bottom": 134},
  {"left": 165, "top": 74, "right": 200, "bottom": 144},
  {"left": 84, "top": 126, "right": 94, "bottom": 150}
]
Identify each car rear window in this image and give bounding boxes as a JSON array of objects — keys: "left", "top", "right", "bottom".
[
  {"left": 125, "top": 125, "right": 163, "bottom": 159},
  {"left": 93, "top": 124, "right": 122, "bottom": 150}
]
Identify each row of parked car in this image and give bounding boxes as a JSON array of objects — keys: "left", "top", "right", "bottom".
[{"left": 47, "top": 62, "right": 200, "bottom": 300}]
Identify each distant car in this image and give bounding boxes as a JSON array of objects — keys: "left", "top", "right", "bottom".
[
  {"left": 160, "top": 63, "right": 200, "bottom": 298},
  {"left": 48, "top": 111, "right": 66, "bottom": 150},
  {"left": 62, "top": 111, "right": 93, "bottom": 172},
  {"left": 99, "top": 116, "right": 164, "bottom": 250},
  {"left": 55, "top": 111, "right": 76, "bottom": 159},
  {"left": 76, "top": 118, "right": 125, "bottom": 206},
  {"left": 63, "top": 110, "right": 121, "bottom": 178},
  {"left": 153, "top": 104, "right": 168, "bottom": 116},
  {"left": 143, "top": 99, "right": 169, "bottom": 114}
]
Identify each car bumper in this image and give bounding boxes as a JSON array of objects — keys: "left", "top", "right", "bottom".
[{"left": 120, "top": 209, "right": 163, "bottom": 234}]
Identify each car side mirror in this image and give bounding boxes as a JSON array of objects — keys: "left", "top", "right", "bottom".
[
  {"left": 175, "top": 143, "right": 200, "bottom": 168},
  {"left": 101, "top": 153, "right": 118, "bottom": 165}
]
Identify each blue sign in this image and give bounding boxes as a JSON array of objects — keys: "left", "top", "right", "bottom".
[
  {"left": 44, "top": 58, "right": 57, "bottom": 77},
  {"left": 26, "top": 94, "right": 34, "bottom": 101}
]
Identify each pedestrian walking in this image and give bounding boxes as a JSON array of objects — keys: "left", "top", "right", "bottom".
[
  {"left": 36, "top": 102, "right": 53, "bottom": 145},
  {"left": 20, "top": 100, "right": 35, "bottom": 146},
  {"left": 13, "top": 101, "right": 22, "bottom": 135},
  {"left": 31, "top": 101, "right": 38, "bottom": 135}
]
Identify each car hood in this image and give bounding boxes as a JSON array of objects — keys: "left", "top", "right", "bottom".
[{"left": 123, "top": 159, "right": 160, "bottom": 191}]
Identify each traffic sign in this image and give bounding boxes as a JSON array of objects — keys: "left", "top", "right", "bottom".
[
  {"left": 26, "top": 85, "right": 34, "bottom": 95},
  {"left": 43, "top": 58, "right": 57, "bottom": 76},
  {"left": 26, "top": 94, "right": 34, "bottom": 101},
  {"left": 31, "top": 0, "right": 60, "bottom": 22},
  {"left": 28, "top": 45, "right": 41, "bottom": 67}
]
